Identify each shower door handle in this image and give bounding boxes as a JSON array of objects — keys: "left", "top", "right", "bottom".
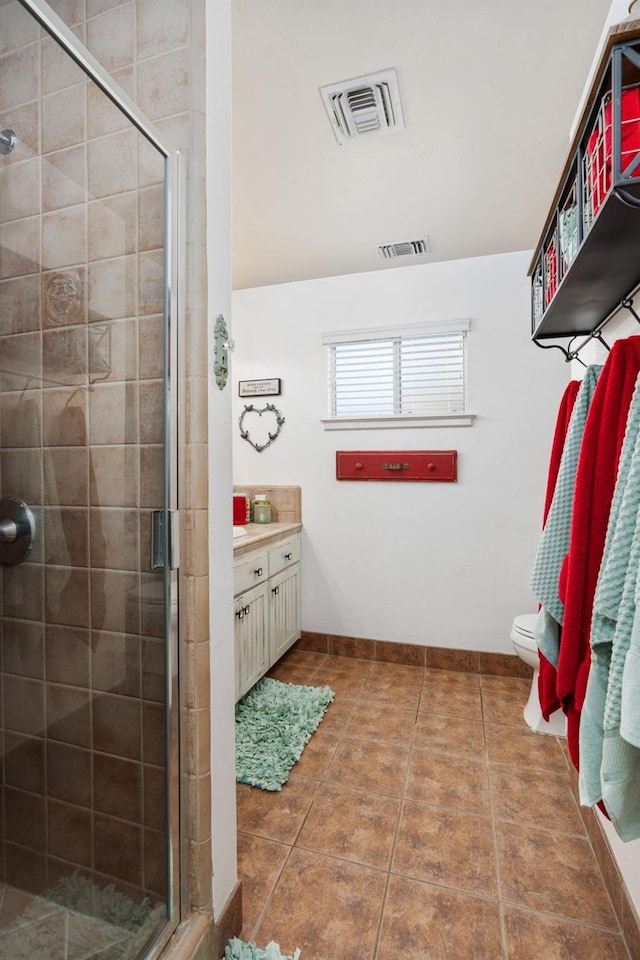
[
  {"left": 0, "top": 498, "right": 36, "bottom": 565},
  {"left": 151, "top": 509, "right": 180, "bottom": 570}
]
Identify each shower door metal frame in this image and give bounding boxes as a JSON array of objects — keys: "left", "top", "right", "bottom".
[{"left": 15, "top": 1, "right": 183, "bottom": 953}]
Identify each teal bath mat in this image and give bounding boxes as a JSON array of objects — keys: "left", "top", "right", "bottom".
[
  {"left": 225, "top": 939, "right": 300, "bottom": 960},
  {"left": 235, "top": 677, "right": 334, "bottom": 791}
]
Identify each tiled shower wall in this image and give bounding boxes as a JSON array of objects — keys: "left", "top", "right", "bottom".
[{"left": 0, "top": 0, "right": 210, "bottom": 922}]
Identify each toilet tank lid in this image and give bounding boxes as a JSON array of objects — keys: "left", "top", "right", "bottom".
[{"left": 513, "top": 613, "right": 538, "bottom": 635}]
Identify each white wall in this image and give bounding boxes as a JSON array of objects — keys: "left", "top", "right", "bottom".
[
  {"left": 232, "top": 250, "right": 567, "bottom": 653},
  {"left": 206, "top": 0, "right": 237, "bottom": 918}
]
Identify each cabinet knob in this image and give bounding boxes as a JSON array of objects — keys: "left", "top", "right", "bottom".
[
  {"left": 236, "top": 608, "right": 244, "bottom": 620},
  {"left": 355, "top": 462, "right": 363, "bottom": 470},
  {"left": 243, "top": 604, "right": 250, "bottom": 616},
  {"left": 284, "top": 552, "right": 292, "bottom": 560},
  {"left": 427, "top": 463, "right": 436, "bottom": 471},
  {"left": 254, "top": 566, "right": 263, "bottom": 577},
  {"left": 272, "top": 585, "right": 279, "bottom": 595}
]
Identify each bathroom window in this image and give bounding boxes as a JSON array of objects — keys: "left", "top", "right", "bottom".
[{"left": 322, "top": 319, "right": 473, "bottom": 429}]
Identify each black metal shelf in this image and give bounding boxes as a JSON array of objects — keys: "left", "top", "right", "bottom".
[
  {"left": 530, "top": 25, "right": 640, "bottom": 347},
  {"left": 532, "top": 183, "right": 640, "bottom": 339}
]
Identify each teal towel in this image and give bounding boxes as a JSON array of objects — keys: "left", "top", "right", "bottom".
[
  {"left": 530, "top": 366, "right": 602, "bottom": 666},
  {"left": 225, "top": 939, "right": 300, "bottom": 960},
  {"left": 579, "top": 373, "right": 640, "bottom": 839}
]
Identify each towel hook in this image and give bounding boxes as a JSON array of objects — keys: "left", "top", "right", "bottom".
[
  {"left": 533, "top": 339, "right": 587, "bottom": 367},
  {"left": 621, "top": 298, "right": 640, "bottom": 325}
]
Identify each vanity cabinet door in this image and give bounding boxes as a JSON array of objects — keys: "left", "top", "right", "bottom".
[
  {"left": 235, "top": 583, "right": 268, "bottom": 701},
  {"left": 269, "top": 563, "right": 301, "bottom": 664}
]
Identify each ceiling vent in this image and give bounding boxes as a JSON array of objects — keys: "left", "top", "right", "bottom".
[
  {"left": 377, "top": 238, "right": 430, "bottom": 260},
  {"left": 320, "top": 68, "right": 405, "bottom": 145}
]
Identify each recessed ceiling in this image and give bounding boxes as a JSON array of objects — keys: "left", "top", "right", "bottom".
[{"left": 231, "top": 0, "right": 614, "bottom": 290}]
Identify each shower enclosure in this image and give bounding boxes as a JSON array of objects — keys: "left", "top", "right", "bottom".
[{"left": 0, "top": 1, "right": 180, "bottom": 957}]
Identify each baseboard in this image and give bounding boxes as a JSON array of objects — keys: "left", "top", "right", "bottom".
[
  {"left": 296, "top": 631, "right": 532, "bottom": 678},
  {"left": 211, "top": 881, "right": 243, "bottom": 960},
  {"left": 565, "top": 750, "right": 640, "bottom": 959}
]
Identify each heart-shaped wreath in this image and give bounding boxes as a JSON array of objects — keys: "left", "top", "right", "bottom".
[{"left": 239, "top": 403, "right": 285, "bottom": 453}]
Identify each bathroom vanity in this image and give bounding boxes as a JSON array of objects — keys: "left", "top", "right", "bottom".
[{"left": 233, "top": 522, "right": 302, "bottom": 700}]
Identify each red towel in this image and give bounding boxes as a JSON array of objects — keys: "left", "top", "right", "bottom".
[
  {"left": 538, "top": 380, "right": 581, "bottom": 720},
  {"left": 557, "top": 337, "right": 640, "bottom": 768}
]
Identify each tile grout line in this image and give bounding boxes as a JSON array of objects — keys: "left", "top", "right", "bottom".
[{"left": 371, "top": 667, "right": 425, "bottom": 960}]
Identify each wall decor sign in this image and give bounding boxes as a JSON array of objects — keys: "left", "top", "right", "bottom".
[
  {"left": 239, "top": 403, "right": 285, "bottom": 453},
  {"left": 238, "top": 378, "right": 281, "bottom": 397}
]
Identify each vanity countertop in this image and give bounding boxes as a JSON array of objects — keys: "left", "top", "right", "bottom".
[{"left": 233, "top": 522, "right": 302, "bottom": 556}]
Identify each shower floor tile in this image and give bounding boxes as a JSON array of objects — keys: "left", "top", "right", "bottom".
[{"left": 237, "top": 653, "right": 632, "bottom": 960}]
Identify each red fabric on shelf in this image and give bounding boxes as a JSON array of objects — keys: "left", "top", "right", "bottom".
[
  {"left": 556, "top": 337, "right": 640, "bottom": 769},
  {"left": 538, "top": 379, "right": 582, "bottom": 721},
  {"left": 588, "top": 86, "right": 640, "bottom": 219}
]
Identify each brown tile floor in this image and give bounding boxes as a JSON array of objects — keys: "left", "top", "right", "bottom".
[{"left": 236, "top": 650, "right": 632, "bottom": 960}]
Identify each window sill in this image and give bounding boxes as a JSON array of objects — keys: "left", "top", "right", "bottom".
[{"left": 321, "top": 414, "right": 475, "bottom": 431}]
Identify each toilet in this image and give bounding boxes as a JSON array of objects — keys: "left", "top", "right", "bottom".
[{"left": 511, "top": 614, "right": 567, "bottom": 737}]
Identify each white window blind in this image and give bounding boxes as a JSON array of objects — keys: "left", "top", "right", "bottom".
[{"left": 326, "top": 321, "right": 469, "bottom": 419}]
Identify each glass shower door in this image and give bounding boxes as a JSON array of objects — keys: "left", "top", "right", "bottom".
[{"left": 0, "top": 2, "right": 178, "bottom": 957}]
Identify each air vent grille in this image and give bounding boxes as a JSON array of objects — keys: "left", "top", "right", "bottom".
[
  {"left": 377, "top": 238, "right": 430, "bottom": 260},
  {"left": 320, "top": 69, "right": 404, "bottom": 145}
]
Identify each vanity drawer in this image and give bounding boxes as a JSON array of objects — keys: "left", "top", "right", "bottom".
[
  {"left": 269, "top": 535, "right": 300, "bottom": 577},
  {"left": 234, "top": 550, "right": 269, "bottom": 596}
]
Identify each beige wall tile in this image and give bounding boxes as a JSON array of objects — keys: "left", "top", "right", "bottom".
[
  {"left": 4, "top": 674, "right": 45, "bottom": 735},
  {"left": 90, "top": 507, "right": 139, "bottom": 570},
  {"left": 139, "top": 379, "right": 163, "bottom": 444},
  {"left": 86, "top": 2, "right": 135, "bottom": 71},
  {"left": 91, "top": 568, "right": 140, "bottom": 633},
  {"left": 44, "top": 507, "right": 89, "bottom": 567},
  {"left": 0, "top": 331, "right": 42, "bottom": 391},
  {"left": 0, "top": 157, "right": 41, "bottom": 222},
  {"left": 43, "top": 327, "right": 88, "bottom": 386},
  {"left": 45, "top": 566, "right": 90, "bottom": 627},
  {"left": 138, "top": 250, "right": 164, "bottom": 316},
  {"left": 88, "top": 129, "right": 137, "bottom": 199},
  {"left": 42, "top": 85, "right": 86, "bottom": 153},
  {"left": 42, "top": 387, "right": 88, "bottom": 446},
  {"left": 138, "top": 185, "right": 164, "bottom": 252},
  {"left": 89, "top": 381, "right": 139, "bottom": 444},
  {"left": 88, "top": 64, "right": 135, "bottom": 138},
  {"left": 42, "top": 205, "right": 87, "bottom": 270},
  {"left": 45, "top": 624, "right": 91, "bottom": 686},
  {"left": 0, "top": 275, "right": 41, "bottom": 335},
  {"left": 0, "top": 101, "right": 39, "bottom": 167},
  {"left": 137, "top": 0, "right": 189, "bottom": 60},
  {"left": 43, "top": 146, "right": 86, "bottom": 212},
  {"left": 1, "top": 392, "right": 42, "bottom": 448},
  {"left": 137, "top": 47, "right": 190, "bottom": 120},
  {"left": 0, "top": 43, "right": 39, "bottom": 111},
  {"left": 86, "top": 0, "right": 127, "bottom": 16},
  {"left": 90, "top": 445, "right": 138, "bottom": 507},
  {"left": 88, "top": 193, "right": 137, "bottom": 260},
  {"left": 88, "top": 255, "right": 138, "bottom": 322},
  {"left": 46, "top": 0, "right": 87, "bottom": 26},
  {"left": 138, "top": 315, "right": 163, "bottom": 380},
  {"left": 90, "top": 318, "right": 138, "bottom": 382},
  {"left": 2, "top": 448, "right": 43, "bottom": 504},
  {"left": 0, "top": 2, "right": 40, "bottom": 57},
  {"left": 44, "top": 447, "right": 89, "bottom": 506},
  {"left": 43, "top": 268, "right": 87, "bottom": 328},
  {"left": 46, "top": 683, "right": 91, "bottom": 746},
  {"left": 140, "top": 446, "right": 163, "bottom": 510},
  {"left": 0, "top": 216, "right": 41, "bottom": 278},
  {"left": 92, "top": 630, "right": 141, "bottom": 697},
  {"left": 42, "top": 32, "right": 86, "bottom": 95}
]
